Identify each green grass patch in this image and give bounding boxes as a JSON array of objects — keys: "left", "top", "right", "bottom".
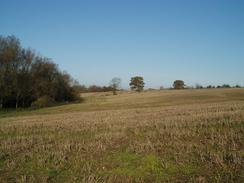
[
  {"left": 100, "top": 152, "right": 201, "bottom": 182},
  {"left": 101, "top": 152, "right": 164, "bottom": 182}
]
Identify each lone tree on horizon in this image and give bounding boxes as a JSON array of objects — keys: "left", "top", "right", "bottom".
[
  {"left": 110, "top": 77, "right": 121, "bottom": 95},
  {"left": 173, "top": 80, "right": 185, "bottom": 89},
  {"left": 130, "top": 76, "right": 145, "bottom": 92}
]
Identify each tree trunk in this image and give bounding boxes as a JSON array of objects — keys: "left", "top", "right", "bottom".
[
  {"left": 113, "top": 89, "right": 117, "bottom": 95},
  {"left": 16, "top": 95, "right": 19, "bottom": 109}
]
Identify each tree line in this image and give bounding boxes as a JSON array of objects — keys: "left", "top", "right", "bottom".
[
  {"left": 0, "top": 35, "right": 80, "bottom": 109},
  {"left": 76, "top": 77, "right": 242, "bottom": 95},
  {"left": 78, "top": 85, "right": 115, "bottom": 93},
  {"left": 77, "top": 76, "right": 145, "bottom": 94}
]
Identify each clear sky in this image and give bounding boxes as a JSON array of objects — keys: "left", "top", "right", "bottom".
[{"left": 1, "top": 0, "right": 243, "bottom": 88}]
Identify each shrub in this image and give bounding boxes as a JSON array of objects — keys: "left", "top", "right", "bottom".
[{"left": 31, "top": 96, "right": 55, "bottom": 109}]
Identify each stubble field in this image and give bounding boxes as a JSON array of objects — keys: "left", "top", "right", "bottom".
[{"left": 0, "top": 89, "right": 244, "bottom": 182}]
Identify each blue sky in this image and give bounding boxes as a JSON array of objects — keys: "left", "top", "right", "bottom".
[{"left": 1, "top": 0, "right": 243, "bottom": 88}]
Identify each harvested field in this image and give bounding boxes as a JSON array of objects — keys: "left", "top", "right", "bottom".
[{"left": 0, "top": 89, "right": 244, "bottom": 182}]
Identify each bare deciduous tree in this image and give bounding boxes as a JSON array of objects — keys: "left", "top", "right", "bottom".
[{"left": 110, "top": 77, "right": 121, "bottom": 95}]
